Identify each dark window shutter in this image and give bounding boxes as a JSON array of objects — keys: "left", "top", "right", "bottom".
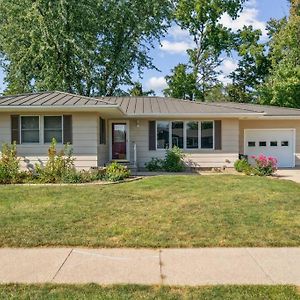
[
  {"left": 63, "top": 115, "right": 73, "bottom": 144},
  {"left": 99, "top": 118, "right": 106, "bottom": 144},
  {"left": 11, "top": 115, "right": 20, "bottom": 144},
  {"left": 149, "top": 121, "right": 156, "bottom": 151},
  {"left": 214, "top": 120, "right": 222, "bottom": 150}
]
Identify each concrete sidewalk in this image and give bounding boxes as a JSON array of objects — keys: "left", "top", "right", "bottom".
[{"left": 0, "top": 248, "right": 299, "bottom": 286}]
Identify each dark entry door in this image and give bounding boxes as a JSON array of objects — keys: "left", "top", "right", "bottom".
[{"left": 112, "top": 123, "right": 127, "bottom": 160}]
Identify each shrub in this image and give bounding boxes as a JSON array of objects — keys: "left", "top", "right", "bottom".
[
  {"left": 234, "top": 158, "right": 250, "bottom": 173},
  {"left": 104, "top": 162, "right": 131, "bottom": 182},
  {"left": 163, "top": 146, "right": 185, "bottom": 172},
  {"left": 35, "top": 139, "right": 77, "bottom": 183},
  {"left": 251, "top": 154, "right": 278, "bottom": 176},
  {"left": 145, "top": 158, "right": 164, "bottom": 171},
  {"left": 0, "top": 143, "right": 21, "bottom": 184}
]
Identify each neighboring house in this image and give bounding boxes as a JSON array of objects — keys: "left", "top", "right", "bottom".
[{"left": 0, "top": 91, "right": 300, "bottom": 170}]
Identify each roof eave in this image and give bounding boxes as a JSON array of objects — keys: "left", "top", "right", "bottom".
[
  {"left": 0, "top": 105, "right": 125, "bottom": 113},
  {"left": 125, "top": 113, "right": 265, "bottom": 118},
  {"left": 242, "top": 115, "right": 300, "bottom": 120}
]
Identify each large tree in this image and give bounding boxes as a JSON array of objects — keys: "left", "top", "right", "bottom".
[
  {"left": 259, "top": 0, "right": 300, "bottom": 107},
  {"left": 0, "top": 0, "right": 172, "bottom": 96},
  {"left": 164, "top": 0, "right": 245, "bottom": 101},
  {"left": 226, "top": 25, "right": 271, "bottom": 103}
]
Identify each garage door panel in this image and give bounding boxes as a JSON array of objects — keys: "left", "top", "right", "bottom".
[{"left": 244, "top": 129, "right": 295, "bottom": 168}]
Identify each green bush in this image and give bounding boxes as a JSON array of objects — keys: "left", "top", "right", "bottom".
[
  {"left": 35, "top": 139, "right": 77, "bottom": 183},
  {"left": 146, "top": 147, "right": 186, "bottom": 172},
  {"left": 145, "top": 158, "right": 164, "bottom": 171},
  {"left": 104, "top": 162, "right": 131, "bottom": 182},
  {"left": 234, "top": 159, "right": 250, "bottom": 173},
  {"left": 163, "top": 146, "right": 185, "bottom": 172},
  {"left": 0, "top": 143, "right": 21, "bottom": 184}
]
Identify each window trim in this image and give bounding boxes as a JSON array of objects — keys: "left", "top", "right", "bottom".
[
  {"left": 155, "top": 120, "right": 215, "bottom": 151},
  {"left": 20, "top": 115, "right": 41, "bottom": 145},
  {"left": 43, "top": 115, "right": 63, "bottom": 144},
  {"left": 156, "top": 120, "right": 170, "bottom": 150}
]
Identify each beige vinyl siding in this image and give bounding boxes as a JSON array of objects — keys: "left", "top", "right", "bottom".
[
  {"left": 0, "top": 112, "right": 99, "bottom": 170},
  {"left": 239, "top": 120, "right": 300, "bottom": 166},
  {"left": 129, "top": 118, "right": 239, "bottom": 168}
]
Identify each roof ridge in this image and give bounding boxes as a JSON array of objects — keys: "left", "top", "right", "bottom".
[
  {"left": 0, "top": 91, "right": 117, "bottom": 106},
  {"left": 53, "top": 91, "right": 114, "bottom": 105},
  {"left": 0, "top": 91, "right": 52, "bottom": 98}
]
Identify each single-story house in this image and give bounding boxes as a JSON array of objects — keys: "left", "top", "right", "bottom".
[{"left": 0, "top": 91, "right": 300, "bottom": 170}]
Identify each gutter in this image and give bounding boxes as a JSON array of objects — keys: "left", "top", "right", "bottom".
[
  {"left": 0, "top": 105, "right": 126, "bottom": 114},
  {"left": 124, "top": 113, "right": 266, "bottom": 118}
]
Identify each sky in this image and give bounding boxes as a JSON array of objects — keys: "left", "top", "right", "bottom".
[{"left": 0, "top": 0, "right": 290, "bottom": 95}]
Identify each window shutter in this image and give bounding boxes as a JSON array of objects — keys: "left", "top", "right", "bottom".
[
  {"left": 63, "top": 115, "right": 73, "bottom": 144},
  {"left": 149, "top": 121, "right": 156, "bottom": 151},
  {"left": 99, "top": 118, "right": 106, "bottom": 144},
  {"left": 214, "top": 120, "right": 222, "bottom": 150},
  {"left": 11, "top": 115, "right": 20, "bottom": 144}
]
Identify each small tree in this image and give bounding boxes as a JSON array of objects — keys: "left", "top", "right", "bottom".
[{"left": 0, "top": 142, "right": 20, "bottom": 184}]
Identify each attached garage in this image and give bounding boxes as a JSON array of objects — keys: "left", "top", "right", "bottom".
[{"left": 244, "top": 129, "right": 296, "bottom": 168}]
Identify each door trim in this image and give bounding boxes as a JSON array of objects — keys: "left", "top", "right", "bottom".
[
  {"left": 109, "top": 120, "right": 130, "bottom": 162},
  {"left": 244, "top": 128, "right": 296, "bottom": 168}
]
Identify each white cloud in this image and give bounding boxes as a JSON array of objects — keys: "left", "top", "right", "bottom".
[
  {"left": 220, "top": 0, "right": 267, "bottom": 37},
  {"left": 147, "top": 76, "right": 168, "bottom": 91},
  {"left": 160, "top": 40, "right": 192, "bottom": 54},
  {"left": 169, "top": 25, "right": 190, "bottom": 40},
  {"left": 217, "top": 58, "right": 239, "bottom": 85}
]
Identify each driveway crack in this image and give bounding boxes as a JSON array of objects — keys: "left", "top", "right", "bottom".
[
  {"left": 159, "top": 249, "right": 165, "bottom": 285},
  {"left": 246, "top": 248, "right": 275, "bottom": 283},
  {"left": 51, "top": 248, "right": 73, "bottom": 282}
]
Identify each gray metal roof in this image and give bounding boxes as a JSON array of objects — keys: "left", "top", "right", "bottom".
[
  {"left": 0, "top": 91, "right": 300, "bottom": 117},
  {"left": 0, "top": 91, "right": 113, "bottom": 107},
  {"left": 99, "top": 96, "right": 263, "bottom": 115},
  {"left": 209, "top": 102, "right": 300, "bottom": 116}
]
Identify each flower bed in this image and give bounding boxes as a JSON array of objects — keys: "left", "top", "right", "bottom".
[
  {"left": 234, "top": 154, "right": 278, "bottom": 176},
  {"left": 0, "top": 140, "right": 130, "bottom": 184}
]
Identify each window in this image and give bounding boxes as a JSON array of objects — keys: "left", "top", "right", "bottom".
[
  {"left": 172, "top": 122, "right": 184, "bottom": 148},
  {"left": 21, "top": 116, "right": 40, "bottom": 143},
  {"left": 44, "top": 116, "right": 62, "bottom": 143},
  {"left": 201, "top": 121, "right": 214, "bottom": 149},
  {"left": 281, "top": 141, "right": 289, "bottom": 147},
  {"left": 270, "top": 141, "right": 278, "bottom": 147},
  {"left": 259, "top": 141, "right": 267, "bottom": 147},
  {"left": 248, "top": 141, "right": 256, "bottom": 147},
  {"left": 186, "top": 121, "right": 199, "bottom": 149},
  {"left": 100, "top": 118, "right": 106, "bottom": 144},
  {"left": 155, "top": 120, "right": 216, "bottom": 150},
  {"left": 157, "top": 121, "right": 169, "bottom": 149}
]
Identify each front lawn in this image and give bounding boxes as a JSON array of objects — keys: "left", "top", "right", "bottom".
[
  {"left": 0, "top": 175, "right": 299, "bottom": 247},
  {"left": 0, "top": 284, "right": 299, "bottom": 300}
]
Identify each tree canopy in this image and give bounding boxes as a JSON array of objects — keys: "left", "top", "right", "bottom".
[{"left": 0, "top": 0, "right": 172, "bottom": 96}]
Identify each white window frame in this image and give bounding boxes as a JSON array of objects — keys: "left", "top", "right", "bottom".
[
  {"left": 156, "top": 120, "right": 215, "bottom": 151},
  {"left": 20, "top": 115, "right": 41, "bottom": 144},
  {"left": 43, "top": 115, "right": 64, "bottom": 144}
]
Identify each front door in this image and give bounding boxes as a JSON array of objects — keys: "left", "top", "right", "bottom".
[{"left": 112, "top": 123, "right": 127, "bottom": 160}]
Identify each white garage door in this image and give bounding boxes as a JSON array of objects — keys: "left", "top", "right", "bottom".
[{"left": 244, "top": 129, "right": 295, "bottom": 168}]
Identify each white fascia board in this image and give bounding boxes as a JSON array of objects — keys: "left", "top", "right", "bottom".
[
  {"left": 240, "top": 115, "right": 300, "bottom": 120},
  {"left": 125, "top": 113, "right": 265, "bottom": 119},
  {"left": 0, "top": 105, "right": 125, "bottom": 113}
]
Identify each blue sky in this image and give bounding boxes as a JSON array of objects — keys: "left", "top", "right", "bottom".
[{"left": 0, "top": 0, "right": 290, "bottom": 95}]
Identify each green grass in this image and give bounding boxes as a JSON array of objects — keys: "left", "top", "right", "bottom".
[
  {"left": 0, "top": 284, "right": 299, "bottom": 300},
  {"left": 0, "top": 175, "right": 299, "bottom": 247}
]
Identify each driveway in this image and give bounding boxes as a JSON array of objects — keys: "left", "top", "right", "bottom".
[{"left": 276, "top": 168, "right": 300, "bottom": 183}]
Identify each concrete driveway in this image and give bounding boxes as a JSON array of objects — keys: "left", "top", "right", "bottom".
[{"left": 276, "top": 168, "right": 300, "bottom": 183}]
